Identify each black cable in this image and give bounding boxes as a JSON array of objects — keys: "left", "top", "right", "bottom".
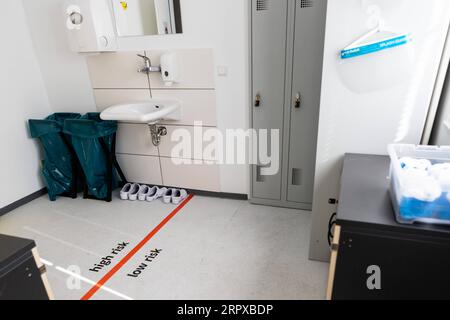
[{"left": 327, "top": 212, "right": 337, "bottom": 247}]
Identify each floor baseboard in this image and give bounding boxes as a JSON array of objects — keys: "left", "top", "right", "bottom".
[
  {"left": 189, "top": 189, "right": 248, "bottom": 200},
  {"left": 0, "top": 188, "right": 47, "bottom": 217},
  {"left": 0, "top": 188, "right": 247, "bottom": 218}
]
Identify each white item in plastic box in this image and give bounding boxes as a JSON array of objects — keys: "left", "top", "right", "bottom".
[
  {"left": 429, "top": 163, "right": 450, "bottom": 192},
  {"left": 399, "top": 157, "right": 432, "bottom": 171},
  {"left": 388, "top": 144, "right": 450, "bottom": 224},
  {"left": 397, "top": 156, "right": 440, "bottom": 201},
  {"left": 401, "top": 172, "right": 441, "bottom": 202}
]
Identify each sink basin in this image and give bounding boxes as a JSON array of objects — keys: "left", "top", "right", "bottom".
[{"left": 100, "top": 100, "right": 181, "bottom": 123}]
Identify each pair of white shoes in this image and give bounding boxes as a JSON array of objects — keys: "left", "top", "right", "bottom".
[
  {"left": 120, "top": 183, "right": 166, "bottom": 202},
  {"left": 120, "top": 183, "right": 188, "bottom": 205}
]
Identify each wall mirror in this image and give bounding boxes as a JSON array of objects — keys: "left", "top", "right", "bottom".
[{"left": 111, "top": 0, "right": 183, "bottom": 37}]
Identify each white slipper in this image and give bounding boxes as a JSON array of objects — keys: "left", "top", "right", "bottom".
[
  {"left": 172, "top": 189, "right": 188, "bottom": 205},
  {"left": 128, "top": 184, "right": 141, "bottom": 201},
  {"left": 137, "top": 185, "right": 151, "bottom": 201},
  {"left": 162, "top": 188, "right": 175, "bottom": 204},
  {"left": 146, "top": 186, "right": 167, "bottom": 202},
  {"left": 120, "top": 183, "right": 138, "bottom": 200}
]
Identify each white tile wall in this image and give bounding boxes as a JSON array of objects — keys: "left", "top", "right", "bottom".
[
  {"left": 87, "top": 51, "right": 149, "bottom": 89},
  {"left": 87, "top": 49, "right": 221, "bottom": 192},
  {"left": 147, "top": 49, "right": 215, "bottom": 89},
  {"left": 94, "top": 88, "right": 217, "bottom": 126},
  {"left": 154, "top": 89, "right": 217, "bottom": 126},
  {"left": 116, "top": 154, "right": 162, "bottom": 185},
  {"left": 116, "top": 123, "right": 159, "bottom": 156},
  {"left": 94, "top": 89, "right": 152, "bottom": 111},
  {"left": 160, "top": 157, "right": 220, "bottom": 192},
  {"left": 159, "top": 125, "right": 221, "bottom": 161}
]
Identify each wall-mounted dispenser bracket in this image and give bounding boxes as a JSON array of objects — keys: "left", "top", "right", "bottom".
[{"left": 137, "top": 54, "right": 162, "bottom": 74}]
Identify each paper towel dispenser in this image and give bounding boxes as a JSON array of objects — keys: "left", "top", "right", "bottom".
[{"left": 64, "top": 0, "right": 117, "bottom": 53}]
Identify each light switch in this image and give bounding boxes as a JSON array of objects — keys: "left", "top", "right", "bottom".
[{"left": 217, "top": 66, "right": 228, "bottom": 77}]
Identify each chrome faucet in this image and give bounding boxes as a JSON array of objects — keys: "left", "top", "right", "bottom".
[{"left": 137, "top": 54, "right": 161, "bottom": 74}]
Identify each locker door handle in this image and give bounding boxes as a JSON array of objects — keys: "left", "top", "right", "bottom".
[
  {"left": 294, "top": 93, "right": 301, "bottom": 109},
  {"left": 255, "top": 93, "right": 261, "bottom": 107}
]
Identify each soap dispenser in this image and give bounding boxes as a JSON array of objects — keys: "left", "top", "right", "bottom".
[{"left": 160, "top": 53, "right": 179, "bottom": 86}]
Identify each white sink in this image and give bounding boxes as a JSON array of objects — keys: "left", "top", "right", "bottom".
[{"left": 100, "top": 100, "right": 181, "bottom": 123}]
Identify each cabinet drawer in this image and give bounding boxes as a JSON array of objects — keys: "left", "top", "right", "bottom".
[
  {"left": 332, "top": 228, "right": 450, "bottom": 299},
  {"left": 0, "top": 252, "right": 49, "bottom": 300}
]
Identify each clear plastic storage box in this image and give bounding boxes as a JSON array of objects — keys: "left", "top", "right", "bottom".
[{"left": 388, "top": 144, "right": 450, "bottom": 225}]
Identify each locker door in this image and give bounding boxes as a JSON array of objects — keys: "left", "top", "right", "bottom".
[
  {"left": 287, "top": 0, "right": 327, "bottom": 204},
  {"left": 251, "top": 0, "right": 288, "bottom": 200}
]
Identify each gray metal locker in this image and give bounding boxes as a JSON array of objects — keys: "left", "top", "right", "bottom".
[
  {"left": 251, "top": 0, "right": 288, "bottom": 200},
  {"left": 250, "top": 0, "right": 327, "bottom": 209},
  {"left": 287, "top": 0, "right": 327, "bottom": 204}
]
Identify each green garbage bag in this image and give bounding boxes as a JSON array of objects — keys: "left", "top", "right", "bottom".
[
  {"left": 29, "top": 113, "right": 81, "bottom": 201},
  {"left": 64, "top": 113, "right": 119, "bottom": 199}
]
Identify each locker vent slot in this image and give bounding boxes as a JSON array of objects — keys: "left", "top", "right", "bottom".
[
  {"left": 300, "top": 0, "right": 313, "bottom": 8},
  {"left": 256, "top": 0, "right": 268, "bottom": 11},
  {"left": 292, "top": 168, "right": 302, "bottom": 186},
  {"left": 256, "top": 165, "right": 270, "bottom": 182},
  {"left": 256, "top": 166, "right": 264, "bottom": 182}
]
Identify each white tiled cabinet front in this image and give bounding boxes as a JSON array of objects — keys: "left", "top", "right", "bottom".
[
  {"left": 158, "top": 125, "right": 220, "bottom": 161},
  {"left": 116, "top": 123, "right": 158, "bottom": 156},
  {"left": 116, "top": 154, "right": 162, "bottom": 185},
  {"left": 160, "top": 158, "right": 220, "bottom": 192},
  {"left": 87, "top": 49, "right": 221, "bottom": 192}
]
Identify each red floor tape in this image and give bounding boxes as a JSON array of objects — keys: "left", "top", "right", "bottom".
[{"left": 81, "top": 194, "right": 194, "bottom": 300}]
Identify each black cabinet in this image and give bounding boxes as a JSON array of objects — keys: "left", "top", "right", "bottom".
[
  {"left": 327, "top": 154, "right": 450, "bottom": 300},
  {"left": 0, "top": 234, "right": 53, "bottom": 300}
]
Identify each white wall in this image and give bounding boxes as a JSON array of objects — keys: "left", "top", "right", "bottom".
[
  {"left": 22, "top": 0, "right": 96, "bottom": 114},
  {"left": 0, "top": 1, "right": 53, "bottom": 208},
  {"left": 309, "top": 0, "right": 450, "bottom": 261}
]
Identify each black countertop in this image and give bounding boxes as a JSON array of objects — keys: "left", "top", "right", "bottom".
[{"left": 337, "top": 154, "right": 450, "bottom": 237}]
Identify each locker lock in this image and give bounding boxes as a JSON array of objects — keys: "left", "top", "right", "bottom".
[
  {"left": 295, "top": 93, "right": 301, "bottom": 109},
  {"left": 255, "top": 93, "right": 261, "bottom": 107}
]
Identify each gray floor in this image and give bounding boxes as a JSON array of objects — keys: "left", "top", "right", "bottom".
[{"left": 0, "top": 193, "right": 329, "bottom": 300}]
